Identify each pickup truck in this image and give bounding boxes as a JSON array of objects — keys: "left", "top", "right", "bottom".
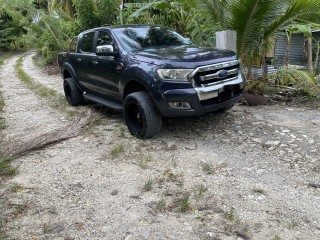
[{"left": 58, "top": 25, "right": 245, "bottom": 138}]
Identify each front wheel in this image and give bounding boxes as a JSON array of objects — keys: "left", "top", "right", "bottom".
[{"left": 124, "top": 92, "right": 162, "bottom": 139}]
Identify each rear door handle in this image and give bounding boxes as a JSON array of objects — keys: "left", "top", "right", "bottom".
[
  {"left": 77, "top": 58, "right": 82, "bottom": 62},
  {"left": 92, "top": 60, "right": 98, "bottom": 65}
]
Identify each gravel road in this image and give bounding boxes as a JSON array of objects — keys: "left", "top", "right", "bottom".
[{"left": 0, "top": 52, "right": 319, "bottom": 240}]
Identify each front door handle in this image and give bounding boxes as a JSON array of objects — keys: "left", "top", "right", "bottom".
[
  {"left": 92, "top": 60, "right": 98, "bottom": 65},
  {"left": 77, "top": 58, "right": 82, "bottom": 62}
]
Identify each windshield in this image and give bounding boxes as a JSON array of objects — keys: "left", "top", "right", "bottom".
[{"left": 112, "top": 26, "right": 192, "bottom": 52}]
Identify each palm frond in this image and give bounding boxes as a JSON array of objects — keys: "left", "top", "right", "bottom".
[
  {"left": 265, "top": 0, "right": 320, "bottom": 39},
  {"left": 228, "top": 0, "right": 284, "bottom": 57},
  {"left": 272, "top": 66, "right": 317, "bottom": 87}
]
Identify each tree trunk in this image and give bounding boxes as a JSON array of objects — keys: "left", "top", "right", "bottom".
[
  {"left": 307, "top": 37, "right": 313, "bottom": 75},
  {"left": 285, "top": 31, "right": 292, "bottom": 84},
  {"left": 261, "top": 47, "right": 267, "bottom": 78}
]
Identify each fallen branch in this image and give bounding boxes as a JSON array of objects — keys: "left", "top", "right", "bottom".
[{"left": 3, "top": 109, "right": 93, "bottom": 158}]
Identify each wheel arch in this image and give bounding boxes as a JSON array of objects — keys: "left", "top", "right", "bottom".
[
  {"left": 122, "top": 80, "right": 150, "bottom": 100},
  {"left": 62, "top": 62, "right": 77, "bottom": 80}
]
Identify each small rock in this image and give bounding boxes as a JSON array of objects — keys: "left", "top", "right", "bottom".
[
  {"left": 257, "top": 169, "right": 264, "bottom": 175},
  {"left": 118, "top": 224, "right": 130, "bottom": 234},
  {"left": 140, "top": 230, "right": 151, "bottom": 240},
  {"left": 252, "top": 138, "right": 263, "bottom": 144},
  {"left": 111, "top": 189, "right": 118, "bottom": 196},
  {"left": 69, "top": 204, "right": 76, "bottom": 208},
  {"left": 124, "top": 235, "right": 132, "bottom": 240},
  {"left": 47, "top": 222, "right": 65, "bottom": 234},
  {"left": 282, "top": 130, "right": 290, "bottom": 133},
  {"left": 290, "top": 134, "right": 296, "bottom": 139},
  {"left": 265, "top": 140, "right": 280, "bottom": 146},
  {"left": 309, "top": 183, "right": 320, "bottom": 188}
]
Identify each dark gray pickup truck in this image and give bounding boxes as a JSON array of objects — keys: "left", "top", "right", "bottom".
[{"left": 58, "top": 25, "right": 245, "bottom": 138}]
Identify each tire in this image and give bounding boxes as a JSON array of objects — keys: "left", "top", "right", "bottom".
[
  {"left": 124, "top": 92, "right": 162, "bottom": 139},
  {"left": 63, "top": 77, "right": 84, "bottom": 106}
]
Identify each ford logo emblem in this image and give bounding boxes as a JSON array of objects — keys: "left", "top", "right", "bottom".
[{"left": 217, "top": 70, "right": 228, "bottom": 79}]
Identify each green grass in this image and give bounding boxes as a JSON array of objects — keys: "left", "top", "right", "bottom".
[
  {"left": 194, "top": 184, "right": 208, "bottom": 198},
  {"left": 143, "top": 178, "right": 153, "bottom": 191},
  {"left": 137, "top": 154, "right": 152, "bottom": 169},
  {"left": 156, "top": 198, "right": 166, "bottom": 212},
  {"left": 110, "top": 144, "right": 125, "bottom": 159},
  {"left": 15, "top": 56, "right": 76, "bottom": 116},
  {"left": 224, "top": 207, "right": 236, "bottom": 221},
  {"left": 174, "top": 192, "right": 190, "bottom": 213},
  {"left": 0, "top": 157, "right": 17, "bottom": 177},
  {"left": 201, "top": 163, "right": 214, "bottom": 175}
]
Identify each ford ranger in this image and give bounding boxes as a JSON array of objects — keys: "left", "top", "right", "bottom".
[{"left": 58, "top": 25, "right": 245, "bottom": 138}]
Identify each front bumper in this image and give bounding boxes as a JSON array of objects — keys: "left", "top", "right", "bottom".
[{"left": 157, "top": 74, "right": 245, "bottom": 117}]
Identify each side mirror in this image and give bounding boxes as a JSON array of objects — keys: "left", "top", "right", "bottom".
[{"left": 96, "top": 45, "right": 116, "bottom": 56}]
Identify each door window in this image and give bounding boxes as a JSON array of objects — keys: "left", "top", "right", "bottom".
[
  {"left": 97, "top": 31, "right": 113, "bottom": 47},
  {"left": 69, "top": 37, "right": 78, "bottom": 52},
  {"left": 80, "top": 32, "right": 95, "bottom": 52}
]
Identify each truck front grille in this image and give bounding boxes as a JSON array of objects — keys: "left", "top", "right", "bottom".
[{"left": 189, "top": 60, "right": 240, "bottom": 87}]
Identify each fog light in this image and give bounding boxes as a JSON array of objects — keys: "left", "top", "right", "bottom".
[{"left": 168, "top": 102, "right": 191, "bottom": 110}]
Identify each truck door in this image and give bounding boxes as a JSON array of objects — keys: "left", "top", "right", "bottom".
[
  {"left": 76, "top": 31, "right": 100, "bottom": 93},
  {"left": 90, "top": 30, "right": 122, "bottom": 100}
]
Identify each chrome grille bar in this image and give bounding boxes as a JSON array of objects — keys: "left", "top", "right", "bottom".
[{"left": 200, "top": 68, "right": 239, "bottom": 81}]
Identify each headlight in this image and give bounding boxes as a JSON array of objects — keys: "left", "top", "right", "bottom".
[{"left": 157, "top": 69, "right": 193, "bottom": 81}]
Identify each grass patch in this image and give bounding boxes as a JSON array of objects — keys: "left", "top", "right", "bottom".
[
  {"left": 156, "top": 198, "right": 167, "bottom": 212},
  {"left": 224, "top": 207, "right": 236, "bottom": 221},
  {"left": 288, "top": 218, "right": 298, "bottom": 230},
  {"left": 143, "top": 178, "right": 153, "bottom": 192},
  {"left": 194, "top": 184, "right": 208, "bottom": 198},
  {"left": 14, "top": 56, "right": 76, "bottom": 116},
  {"left": 0, "top": 52, "right": 14, "bottom": 65},
  {"left": 164, "top": 170, "right": 184, "bottom": 187},
  {"left": 0, "top": 158, "right": 17, "bottom": 177},
  {"left": 32, "top": 53, "right": 46, "bottom": 68},
  {"left": 110, "top": 144, "right": 125, "bottom": 159},
  {"left": 201, "top": 163, "right": 214, "bottom": 175},
  {"left": 272, "top": 235, "right": 282, "bottom": 240},
  {"left": 174, "top": 192, "right": 190, "bottom": 213},
  {"left": 137, "top": 154, "right": 152, "bottom": 169}
]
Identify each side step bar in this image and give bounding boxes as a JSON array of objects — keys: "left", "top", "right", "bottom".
[{"left": 83, "top": 92, "right": 123, "bottom": 111}]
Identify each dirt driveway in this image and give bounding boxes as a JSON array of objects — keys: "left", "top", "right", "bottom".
[{"left": 0, "top": 52, "right": 319, "bottom": 240}]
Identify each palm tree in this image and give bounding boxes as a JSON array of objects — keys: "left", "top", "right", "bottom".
[
  {"left": 194, "top": 0, "right": 320, "bottom": 78},
  {"left": 48, "top": 0, "right": 75, "bottom": 19}
]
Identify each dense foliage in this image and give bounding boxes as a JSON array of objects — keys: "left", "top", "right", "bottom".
[
  {"left": 0, "top": 0, "right": 35, "bottom": 50},
  {"left": 1, "top": 0, "right": 320, "bottom": 87}
]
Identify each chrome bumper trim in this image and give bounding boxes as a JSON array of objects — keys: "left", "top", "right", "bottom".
[{"left": 194, "top": 74, "right": 245, "bottom": 101}]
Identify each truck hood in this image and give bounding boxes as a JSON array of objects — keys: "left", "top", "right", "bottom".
[{"left": 132, "top": 45, "right": 237, "bottom": 68}]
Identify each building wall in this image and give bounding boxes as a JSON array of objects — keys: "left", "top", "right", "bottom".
[{"left": 274, "top": 33, "right": 306, "bottom": 67}]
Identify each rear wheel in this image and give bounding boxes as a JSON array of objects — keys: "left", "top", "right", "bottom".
[
  {"left": 124, "top": 92, "right": 162, "bottom": 138},
  {"left": 63, "top": 77, "right": 84, "bottom": 106}
]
